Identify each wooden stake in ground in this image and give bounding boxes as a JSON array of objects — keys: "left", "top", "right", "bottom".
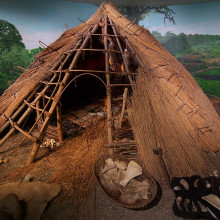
[
  {"left": 57, "top": 103, "right": 63, "bottom": 143},
  {"left": 104, "top": 15, "right": 113, "bottom": 154},
  {"left": 26, "top": 21, "right": 100, "bottom": 165},
  {"left": 119, "top": 88, "right": 128, "bottom": 128}
]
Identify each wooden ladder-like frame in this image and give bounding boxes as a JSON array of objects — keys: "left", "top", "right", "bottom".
[{"left": 0, "top": 15, "right": 144, "bottom": 165}]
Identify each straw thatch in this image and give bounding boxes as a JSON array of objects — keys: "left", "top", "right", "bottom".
[
  {"left": 0, "top": 3, "right": 219, "bottom": 183},
  {"left": 4, "top": 120, "right": 107, "bottom": 217},
  {"left": 128, "top": 70, "right": 218, "bottom": 184}
]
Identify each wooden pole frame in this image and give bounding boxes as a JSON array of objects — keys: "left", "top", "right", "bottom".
[
  {"left": 0, "top": 39, "right": 84, "bottom": 148},
  {"left": 104, "top": 15, "right": 113, "bottom": 154},
  {"left": 56, "top": 103, "right": 63, "bottom": 143},
  {"left": 0, "top": 84, "right": 41, "bottom": 135},
  {"left": 26, "top": 20, "right": 101, "bottom": 165},
  {"left": 119, "top": 88, "right": 128, "bottom": 128},
  {"left": 108, "top": 18, "right": 134, "bottom": 88}
]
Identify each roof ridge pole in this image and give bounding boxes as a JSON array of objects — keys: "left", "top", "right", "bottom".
[
  {"left": 26, "top": 21, "right": 101, "bottom": 165},
  {"left": 104, "top": 15, "right": 113, "bottom": 154},
  {"left": 108, "top": 17, "right": 135, "bottom": 89}
]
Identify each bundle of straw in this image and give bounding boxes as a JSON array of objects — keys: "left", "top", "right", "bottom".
[
  {"left": 128, "top": 70, "right": 218, "bottom": 185},
  {"left": 5, "top": 120, "right": 107, "bottom": 216}
]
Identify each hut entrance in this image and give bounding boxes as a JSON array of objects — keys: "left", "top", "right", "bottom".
[
  {"left": 61, "top": 74, "right": 107, "bottom": 113},
  {"left": 0, "top": 14, "right": 143, "bottom": 165}
]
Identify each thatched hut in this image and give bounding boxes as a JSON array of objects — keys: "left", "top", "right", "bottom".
[{"left": 0, "top": 3, "right": 219, "bottom": 184}]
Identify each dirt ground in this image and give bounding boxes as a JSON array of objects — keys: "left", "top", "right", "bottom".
[{"left": 0, "top": 128, "right": 219, "bottom": 220}]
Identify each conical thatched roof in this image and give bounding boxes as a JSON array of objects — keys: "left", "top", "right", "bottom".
[{"left": 0, "top": 3, "right": 219, "bottom": 183}]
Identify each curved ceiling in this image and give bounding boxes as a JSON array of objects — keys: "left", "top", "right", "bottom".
[{"left": 68, "top": 0, "right": 220, "bottom": 6}]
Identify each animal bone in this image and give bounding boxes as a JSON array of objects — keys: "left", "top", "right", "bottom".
[
  {"left": 115, "top": 160, "right": 127, "bottom": 170},
  {"left": 180, "top": 179, "right": 189, "bottom": 190},
  {"left": 120, "top": 161, "right": 142, "bottom": 187},
  {"left": 198, "top": 201, "right": 207, "bottom": 212},
  {"left": 115, "top": 169, "right": 126, "bottom": 184},
  {"left": 192, "top": 201, "right": 197, "bottom": 212},
  {"left": 101, "top": 158, "right": 116, "bottom": 174},
  {"left": 205, "top": 180, "right": 211, "bottom": 188},
  {"left": 213, "top": 170, "right": 218, "bottom": 177},
  {"left": 174, "top": 186, "right": 181, "bottom": 191},
  {"left": 184, "top": 199, "right": 190, "bottom": 213},
  {"left": 176, "top": 197, "right": 182, "bottom": 211},
  {"left": 40, "top": 138, "right": 58, "bottom": 149},
  {"left": 202, "top": 194, "right": 220, "bottom": 210},
  {"left": 193, "top": 179, "right": 199, "bottom": 188}
]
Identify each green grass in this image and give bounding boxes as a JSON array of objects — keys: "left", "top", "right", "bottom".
[
  {"left": 194, "top": 77, "right": 220, "bottom": 97},
  {"left": 193, "top": 69, "right": 220, "bottom": 76},
  {"left": 189, "top": 40, "right": 220, "bottom": 58}
]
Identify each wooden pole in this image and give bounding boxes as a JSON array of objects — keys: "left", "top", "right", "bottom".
[
  {"left": 0, "top": 85, "right": 41, "bottom": 135},
  {"left": 104, "top": 15, "right": 113, "bottom": 154},
  {"left": 0, "top": 48, "right": 74, "bottom": 139},
  {"left": 108, "top": 18, "right": 134, "bottom": 88},
  {"left": 53, "top": 69, "right": 137, "bottom": 75},
  {"left": 36, "top": 96, "right": 41, "bottom": 120},
  {"left": 0, "top": 75, "right": 58, "bottom": 148},
  {"left": 155, "top": 148, "right": 171, "bottom": 187},
  {"left": 26, "top": 21, "right": 101, "bottom": 165},
  {"left": 124, "top": 38, "right": 145, "bottom": 67},
  {"left": 65, "top": 48, "right": 134, "bottom": 54},
  {"left": 119, "top": 88, "right": 128, "bottom": 128},
  {"left": 0, "top": 37, "right": 83, "bottom": 147},
  {"left": 56, "top": 103, "right": 63, "bottom": 143}
]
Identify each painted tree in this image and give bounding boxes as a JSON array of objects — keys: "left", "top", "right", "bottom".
[
  {"left": 0, "top": 19, "right": 25, "bottom": 52},
  {"left": 118, "top": 6, "right": 175, "bottom": 24}
]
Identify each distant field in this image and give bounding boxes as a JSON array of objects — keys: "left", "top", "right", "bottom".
[
  {"left": 194, "top": 77, "right": 220, "bottom": 97},
  {"left": 205, "top": 57, "right": 220, "bottom": 64},
  {"left": 193, "top": 69, "right": 220, "bottom": 75},
  {"left": 193, "top": 69, "right": 220, "bottom": 80},
  {"left": 189, "top": 40, "right": 220, "bottom": 58}
]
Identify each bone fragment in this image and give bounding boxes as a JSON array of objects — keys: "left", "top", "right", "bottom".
[
  {"left": 174, "top": 186, "right": 181, "bottom": 191},
  {"left": 193, "top": 179, "right": 199, "bottom": 188},
  {"left": 184, "top": 199, "right": 190, "bottom": 213},
  {"left": 176, "top": 196, "right": 182, "bottom": 211},
  {"left": 192, "top": 201, "right": 197, "bottom": 212},
  {"left": 180, "top": 179, "right": 189, "bottom": 190},
  {"left": 120, "top": 161, "right": 142, "bottom": 187},
  {"left": 198, "top": 201, "right": 207, "bottom": 212}
]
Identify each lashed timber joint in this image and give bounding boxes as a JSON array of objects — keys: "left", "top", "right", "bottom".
[
  {"left": 23, "top": 100, "right": 51, "bottom": 117},
  {"left": 0, "top": 14, "right": 143, "bottom": 165},
  {"left": 8, "top": 117, "right": 36, "bottom": 142},
  {"left": 26, "top": 20, "right": 102, "bottom": 165}
]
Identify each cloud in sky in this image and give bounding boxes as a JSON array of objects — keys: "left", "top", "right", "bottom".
[
  {"left": 140, "top": 1, "right": 220, "bottom": 35},
  {"left": 0, "top": 0, "right": 98, "bottom": 49},
  {"left": 147, "top": 20, "right": 220, "bottom": 35},
  {"left": 21, "top": 30, "right": 63, "bottom": 49},
  {"left": 0, "top": 0, "right": 220, "bottom": 49}
]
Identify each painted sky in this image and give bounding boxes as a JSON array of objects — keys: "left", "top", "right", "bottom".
[{"left": 0, "top": 0, "right": 220, "bottom": 49}]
